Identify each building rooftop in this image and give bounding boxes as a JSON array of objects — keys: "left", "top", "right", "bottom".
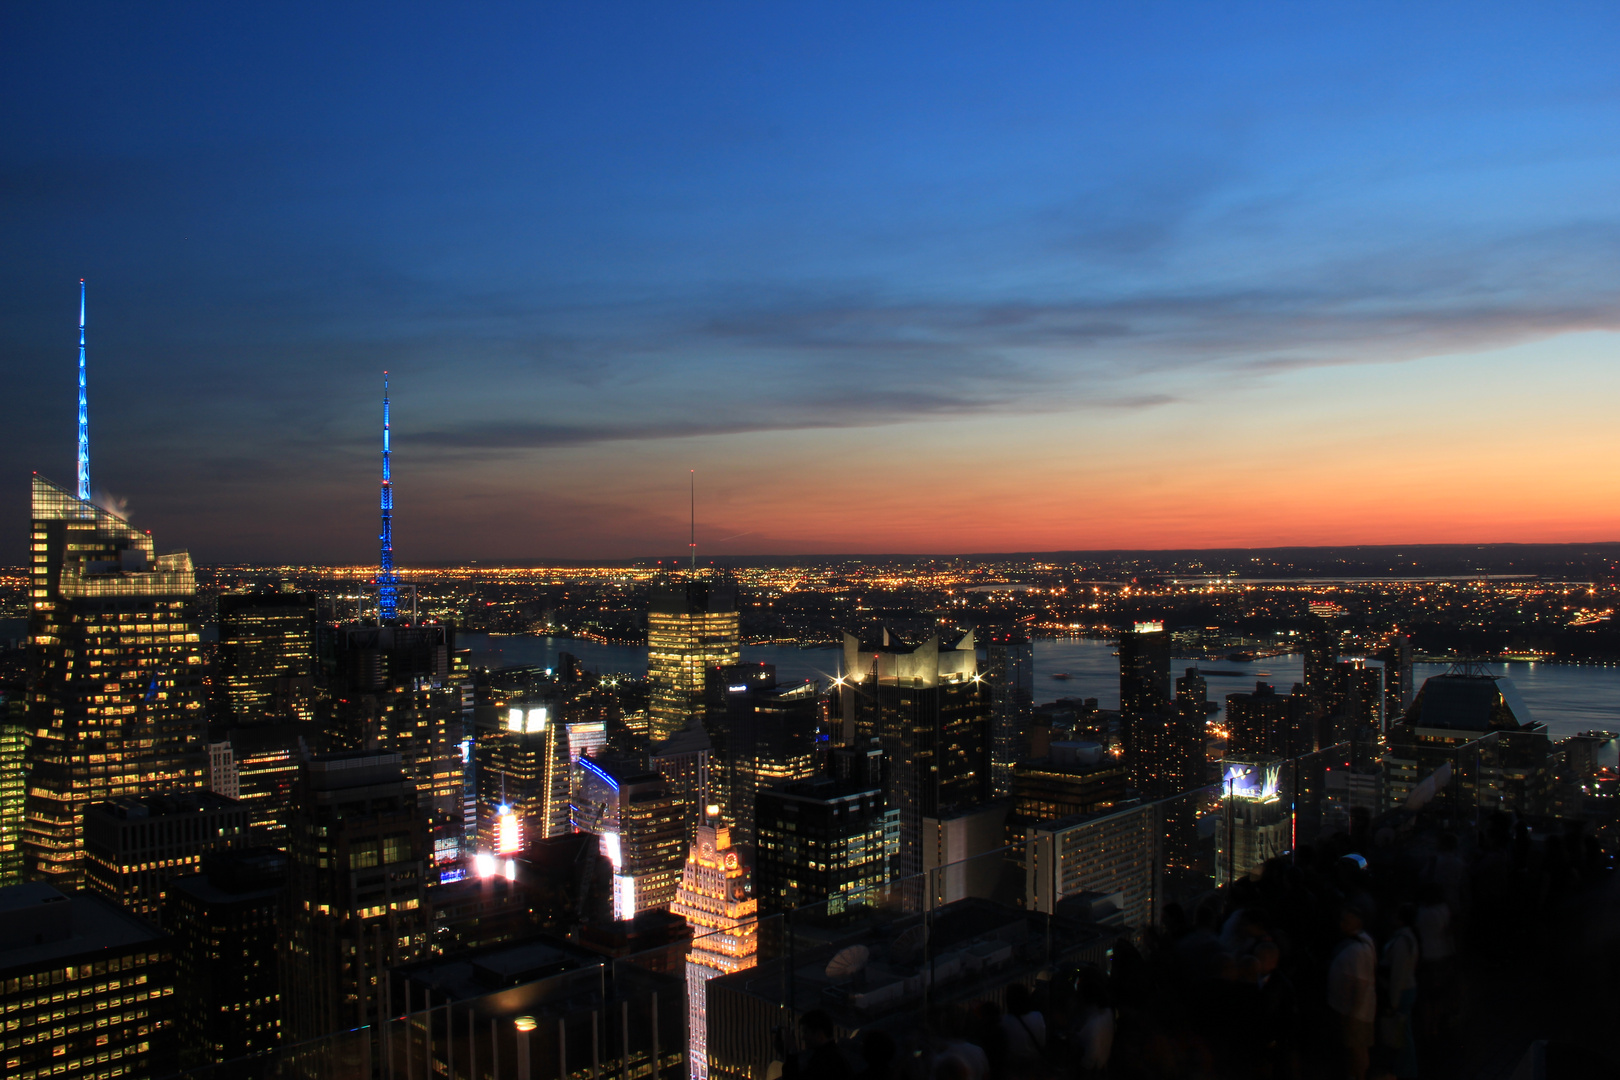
[
  {"left": 1402, "top": 671, "right": 1537, "bottom": 732},
  {"left": 0, "top": 884, "right": 166, "bottom": 969}
]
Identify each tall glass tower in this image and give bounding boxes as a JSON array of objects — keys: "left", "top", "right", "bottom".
[
  {"left": 646, "top": 576, "right": 739, "bottom": 743},
  {"left": 22, "top": 475, "right": 206, "bottom": 886}
]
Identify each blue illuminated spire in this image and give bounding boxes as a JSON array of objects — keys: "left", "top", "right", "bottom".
[
  {"left": 76, "top": 280, "right": 89, "bottom": 501},
  {"left": 378, "top": 371, "right": 398, "bottom": 622}
]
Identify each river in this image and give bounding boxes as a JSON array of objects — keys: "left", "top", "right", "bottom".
[{"left": 460, "top": 633, "right": 1620, "bottom": 741}]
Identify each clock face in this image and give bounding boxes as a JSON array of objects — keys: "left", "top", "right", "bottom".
[
  {"left": 702, "top": 842, "right": 715, "bottom": 856},
  {"left": 725, "top": 853, "right": 739, "bottom": 869}
]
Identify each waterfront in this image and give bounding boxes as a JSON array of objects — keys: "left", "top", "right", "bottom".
[{"left": 461, "top": 632, "right": 1620, "bottom": 740}]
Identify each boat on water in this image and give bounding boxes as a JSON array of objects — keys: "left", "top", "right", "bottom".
[
  {"left": 1050, "top": 672, "right": 1073, "bottom": 680},
  {"left": 1226, "top": 651, "right": 1254, "bottom": 663}
]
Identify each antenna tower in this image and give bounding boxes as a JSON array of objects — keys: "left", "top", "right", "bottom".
[
  {"left": 378, "top": 372, "right": 398, "bottom": 621},
  {"left": 689, "top": 469, "right": 696, "bottom": 573},
  {"left": 77, "top": 280, "right": 89, "bottom": 501}
]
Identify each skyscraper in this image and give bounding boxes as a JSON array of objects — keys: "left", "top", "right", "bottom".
[
  {"left": 83, "top": 791, "right": 249, "bottom": 923},
  {"left": 1119, "top": 621, "right": 1172, "bottom": 719},
  {"left": 217, "top": 588, "right": 318, "bottom": 725},
  {"left": 669, "top": 807, "right": 757, "bottom": 1080},
  {"left": 22, "top": 475, "right": 206, "bottom": 888},
  {"left": 281, "top": 751, "right": 430, "bottom": 1045},
  {"left": 0, "top": 706, "right": 25, "bottom": 886},
  {"left": 477, "top": 703, "right": 570, "bottom": 851},
  {"left": 839, "top": 629, "right": 990, "bottom": 877},
  {"left": 983, "top": 630, "right": 1035, "bottom": 798},
  {"left": 647, "top": 577, "right": 740, "bottom": 743},
  {"left": 719, "top": 668, "right": 820, "bottom": 843},
  {"left": 570, "top": 758, "right": 687, "bottom": 919},
  {"left": 754, "top": 777, "right": 896, "bottom": 916}
]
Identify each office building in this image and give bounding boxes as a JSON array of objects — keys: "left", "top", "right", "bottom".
[
  {"left": 1382, "top": 665, "right": 1552, "bottom": 815},
  {"left": 1122, "top": 666, "right": 1209, "bottom": 799},
  {"left": 83, "top": 791, "right": 249, "bottom": 923},
  {"left": 161, "top": 848, "right": 286, "bottom": 1066},
  {"left": 22, "top": 475, "right": 206, "bottom": 888},
  {"left": 1011, "top": 742, "right": 1129, "bottom": 826},
  {"left": 669, "top": 807, "right": 758, "bottom": 1080},
  {"left": 571, "top": 758, "right": 687, "bottom": 919},
  {"left": 651, "top": 722, "right": 712, "bottom": 839},
  {"left": 922, "top": 802, "right": 1009, "bottom": 905},
  {"left": 839, "top": 629, "right": 990, "bottom": 877},
  {"left": 754, "top": 777, "right": 897, "bottom": 916},
  {"left": 0, "top": 881, "right": 176, "bottom": 1080},
  {"left": 982, "top": 631, "right": 1034, "bottom": 798},
  {"left": 477, "top": 703, "right": 570, "bottom": 852},
  {"left": 719, "top": 668, "right": 820, "bottom": 843},
  {"left": 329, "top": 623, "right": 469, "bottom": 846},
  {"left": 1026, "top": 801, "right": 1160, "bottom": 930},
  {"left": 206, "top": 722, "right": 312, "bottom": 841},
  {"left": 281, "top": 751, "right": 431, "bottom": 1044},
  {"left": 1225, "top": 682, "right": 1315, "bottom": 759},
  {"left": 648, "top": 576, "right": 740, "bottom": 743},
  {"left": 216, "top": 588, "right": 318, "bottom": 725},
  {"left": 1216, "top": 755, "right": 1290, "bottom": 884},
  {"left": 390, "top": 935, "right": 687, "bottom": 1080},
  {"left": 0, "top": 707, "right": 24, "bottom": 886}
]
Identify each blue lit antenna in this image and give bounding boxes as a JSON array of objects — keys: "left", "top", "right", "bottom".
[
  {"left": 378, "top": 372, "right": 398, "bottom": 621},
  {"left": 77, "top": 280, "right": 89, "bottom": 501}
]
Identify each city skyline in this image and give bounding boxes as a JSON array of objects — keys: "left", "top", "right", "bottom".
[{"left": 7, "top": 6, "right": 1620, "bottom": 563}]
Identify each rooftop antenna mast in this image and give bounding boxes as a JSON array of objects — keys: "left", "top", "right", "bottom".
[
  {"left": 689, "top": 469, "right": 696, "bottom": 574},
  {"left": 77, "top": 280, "right": 89, "bottom": 501},
  {"left": 378, "top": 372, "right": 398, "bottom": 622}
]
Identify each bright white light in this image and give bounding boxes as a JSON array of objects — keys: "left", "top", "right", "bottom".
[
  {"left": 614, "top": 873, "right": 637, "bottom": 921},
  {"left": 601, "top": 831, "right": 623, "bottom": 870},
  {"left": 474, "top": 851, "right": 497, "bottom": 877},
  {"left": 503, "top": 858, "right": 517, "bottom": 881},
  {"left": 496, "top": 810, "right": 523, "bottom": 855},
  {"left": 507, "top": 708, "right": 524, "bottom": 733},
  {"left": 526, "top": 707, "right": 547, "bottom": 733}
]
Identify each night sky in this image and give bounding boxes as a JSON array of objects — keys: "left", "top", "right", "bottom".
[{"left": 5, "top": 4, "right": 1620, "bottom": 563}]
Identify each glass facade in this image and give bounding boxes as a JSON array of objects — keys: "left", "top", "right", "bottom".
[
  {"left": 22, "top": 475, "right": 206, "bottom": 889},
  {"left": 216, "top": 590, "right": 317, "bottom": 725},
  {"left": 647, "top": 578, "right": 739, "bottom": 743}
]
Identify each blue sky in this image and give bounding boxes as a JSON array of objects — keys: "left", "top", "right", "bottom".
[{"left": 5, "top": 4, "right": 1620, "bottom": 561}]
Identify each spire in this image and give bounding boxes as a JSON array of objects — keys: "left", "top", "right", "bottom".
[
  {"left": 689, "top": 469, "right": 696, "bottom": 573},
  {"left": 378, "top": 371, "right": 397, "bottom": 622},
  {"left": 77, "top": 280, "right": 89, "bottom": 501}
]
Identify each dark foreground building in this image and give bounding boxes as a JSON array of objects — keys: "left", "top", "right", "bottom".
[{"left": 0, "top": 881, "right": 176, "bottom": 1080}]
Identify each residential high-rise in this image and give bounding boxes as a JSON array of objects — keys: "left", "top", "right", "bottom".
[
  {"left": 22, "top": 475, "right": 206, "bottom": 888},
  {"left": 754, "top": 777, "right": 897, "bottom": 916},
  {"left": 281, "top": 751, "right": 431, "bottom": 1045},
  {"left": 1302, "top": 615, "right": 1342, "bottom": 710},
  {"left": 571, "top": 758, "right": 687, "bottom": 919},
  {"left": 1325, "top": 658, "right": 1384, "bottom": 740},
  {"left": 0, "top": 881, "right": 177, "bottom": 1080},
  {"left": 839, "top": 629, "right": 989, "bottom": 877},
  {"left": 669, "top": 807, "right": 758, "bottom": 1080},
  {"left": 217, "top": 588, "right": 318, "bottom": 725},
  {"left": 1374, "top": 632, "right": 1415, "bottom": 722},
  {"left": 162, "top": 848, "right": 286, "bottom": 1067},
  {"left": 1118, "top": 622, "right": 1172, "bottom": 720},
  {"left": 647, "top": 577, "right": 740, "bottom": 743},
  {"left": 83, "top": 791, "right": 249, "bottom": 923},
  {"left": 1226, "top": 682, "right": 1315, "bottom": 759},
  {"left": 719, "top": 669, "right": 820, "bottom": 843},
  {"left": 982, "top": 631, "right": 1035, "bottom": 798},
  {"left": 1124, "top": 666, "right": 1209, "bottom": 799}
]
